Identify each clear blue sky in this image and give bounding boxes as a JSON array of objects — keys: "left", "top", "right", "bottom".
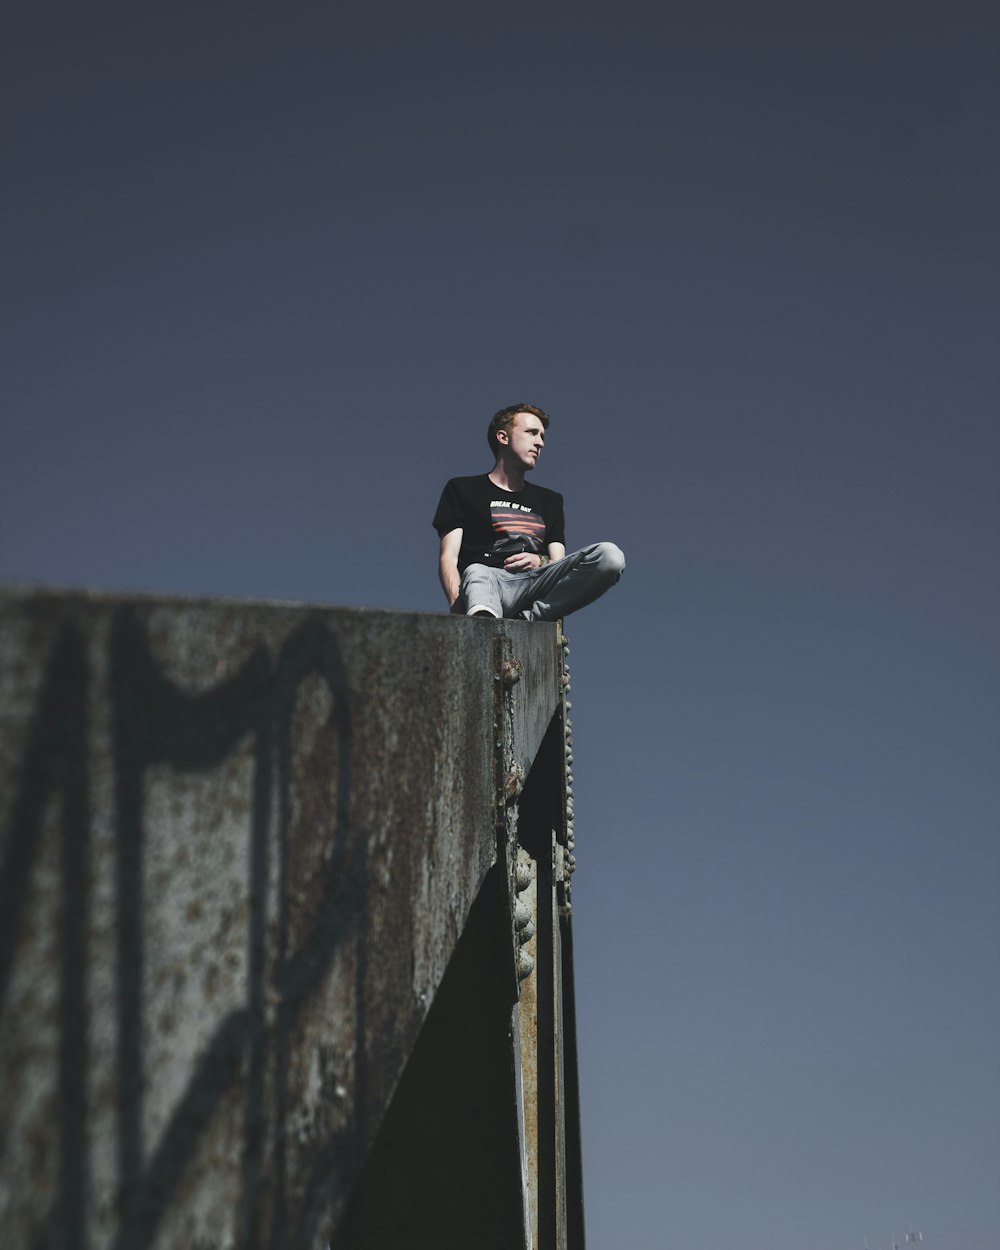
[{"left": 3, "top": 3, "right": 998, "bottom": 1247}]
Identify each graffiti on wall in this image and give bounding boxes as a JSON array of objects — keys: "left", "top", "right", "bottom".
[{"left": 0, "top": 607, "right": 367, "bottom": 1250}]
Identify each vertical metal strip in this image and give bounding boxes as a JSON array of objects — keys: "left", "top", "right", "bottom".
[{"left": 535, "top": 828, "right": 557, "bottom": 1248}]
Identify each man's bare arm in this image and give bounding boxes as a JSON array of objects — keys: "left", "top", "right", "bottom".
[
  {"left": 439, "top": 528, "right": 463, "bottom": 610},
  {"left": 547, "top": 542, "right": 566, "bottom": 562}
]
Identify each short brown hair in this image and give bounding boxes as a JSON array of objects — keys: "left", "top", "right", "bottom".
[{"left": 487, "top": 403, "right": 550, "bottom": 457}]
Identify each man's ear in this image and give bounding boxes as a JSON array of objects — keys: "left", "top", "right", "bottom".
[{"left": 496, "top": 428, "right": 509, "bottom": 446}]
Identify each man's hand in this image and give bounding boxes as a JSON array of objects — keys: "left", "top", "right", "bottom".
[{"left": 503, "top": 551, "right": 546, "bottom": 572}]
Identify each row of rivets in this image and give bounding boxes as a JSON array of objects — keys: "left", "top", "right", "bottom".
[
  {"left": 561, "top": 628, "right": 575, "bottom": 910},
  {"left": 515, "top": 854, "right": 534, "bottom": 981}
]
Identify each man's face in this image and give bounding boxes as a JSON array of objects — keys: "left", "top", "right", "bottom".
[{"left": 499, "top": 411, "right": 546, "bottom": 470}]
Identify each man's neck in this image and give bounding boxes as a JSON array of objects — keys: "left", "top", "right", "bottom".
[{"left": 488, "top": 457, "right": 526, "bottom": 493}]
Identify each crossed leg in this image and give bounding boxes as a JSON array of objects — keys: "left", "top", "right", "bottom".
[{"left": 460, "top": 542, "right": 625, "bottom": 622}]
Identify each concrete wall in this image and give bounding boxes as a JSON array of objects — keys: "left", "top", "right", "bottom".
[{"left": 0, "top": 587, "right": 568, "bottom": 1250}]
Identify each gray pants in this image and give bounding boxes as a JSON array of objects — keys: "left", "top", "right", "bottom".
[{"left": 459, "top": 542, "right": 625, "bottom": 622}]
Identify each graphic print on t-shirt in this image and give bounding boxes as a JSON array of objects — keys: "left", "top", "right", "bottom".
[
  {"left": 490, "top": 499, "right": 546, "bottom": 541},
  {"left": 488, "top": 498, "right": 546, "bottom": 558}
]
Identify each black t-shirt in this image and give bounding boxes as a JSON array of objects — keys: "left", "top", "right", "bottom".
[{"left": 433, "top": 474, "right": 566, "bottom": 573}]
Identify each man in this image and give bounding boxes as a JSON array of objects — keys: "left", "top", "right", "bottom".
[{"left": 432, "top": 403, "right": 625, "bottom": 621}]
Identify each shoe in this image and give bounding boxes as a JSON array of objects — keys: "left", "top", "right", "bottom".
[{"left": 467, "top": 606, "right": 499, "bottom": 619}]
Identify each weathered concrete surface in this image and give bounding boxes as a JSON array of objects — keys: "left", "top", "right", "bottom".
[{"left": 0, "top": 586, "right": 563, "bottom": 1250}]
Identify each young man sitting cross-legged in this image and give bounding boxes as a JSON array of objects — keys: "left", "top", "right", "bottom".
[{"left": 432, "top": 402, "right": 625, "bottom": 622}]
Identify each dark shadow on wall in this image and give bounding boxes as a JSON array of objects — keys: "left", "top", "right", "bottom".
[
  {"left": 0, "top": 606, "right": 368, "bottom": 1250},
  {"left": 329, "top": 861, "right": 525, "bottom": 1250},
  {"left": 0, "top": 623, "right": 91, "bottom": 1250}
]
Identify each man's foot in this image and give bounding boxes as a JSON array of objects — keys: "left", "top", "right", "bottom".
[{"left": 467, "top": 606, "right": 499, "bottom": 618}]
